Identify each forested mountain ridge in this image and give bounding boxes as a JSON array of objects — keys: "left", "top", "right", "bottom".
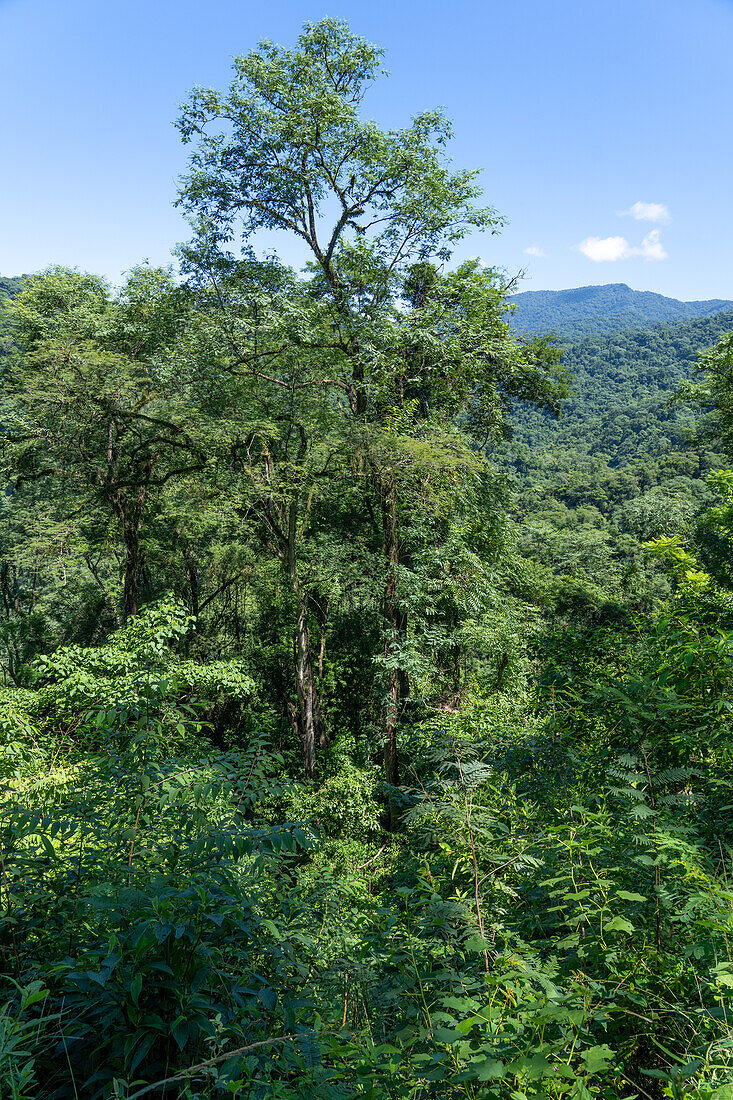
[
  {"left": 507, "top": 305, "right": 733, "bottom": 463},
  {"left": 497, "top": 306, "right": 733, "bottom": 623},
  {"left": 0, "top": 275, "right": 25, "bottom": 298},
  {"left": 0, "top": 274, "right": 24, "bottom": 354},
  {"left": 508, "top": 281, "right": 733, "bottom": 340}
]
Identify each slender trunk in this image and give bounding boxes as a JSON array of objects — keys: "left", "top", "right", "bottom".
[
  {"left": 314, "top": 690, "right": 328, "bottom": 750},
  {"left": 284, "top": 695, "right": 300, "bottom": 746},
  {"left": 186, "top": 554, "right": 200, "bottom": 622},
  {"left": 123, "top": 524, "right": 139, "bottom": 620},
  {"left": 261, "top": 448, "right": 326, "bottom": 775},
  {"left": 382, "top": 476, "right": 400, "bottom": 825},
  {"left": 175, "top": 527, "right": 201, "bottom": 624},
  {"left": 496, "top": 652, "right": 509, "bottom": 692},
  {"left": 293, "top": 598, "right": 317, "bottom": 779},
  {"left": 316, "top": 598, "right": 330, "bottom": 749},
  {"left": 113, "top": 477, "right": 149, "bottom": 623},
  {"left": 287, "top": 498, "right": 318, "bottom": 779},
  {"left": 398, "top": 607, "right": 410, "bottom": 707}
]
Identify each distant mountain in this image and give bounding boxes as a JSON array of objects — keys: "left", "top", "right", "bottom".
[
  {"left": 505, "top": 306, "right": 733, "bottom": 467},
  {"left": 508, "top": 283, "right": 733, "bottom": 342},
  {"left": 0, "top": 275, "right": 25, "bottom": 356},
  {"left": 0, "top": 275, "right": 25, "bottom": 300}
]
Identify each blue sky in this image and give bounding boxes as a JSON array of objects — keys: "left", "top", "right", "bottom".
[{"left": 1, "top": 0, "right": 732, "bottom": 299}]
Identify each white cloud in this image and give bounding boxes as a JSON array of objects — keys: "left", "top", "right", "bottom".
[
  {"left": 622, "top": 201, "right": 671, "bottom": 223},
  {"left": 579, "top": 235, "right": 633, "bottom": 262},
  {"left": 578, "top": 229, "right": 667, "bottom": 262},
  {"left": 523, "top": 245, "right": 546, "bottom": 257},
  {"left": 639, "top": 228, "right": 667, "bottom": 260}
]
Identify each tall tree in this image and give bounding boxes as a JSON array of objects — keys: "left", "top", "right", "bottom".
[
  {"left": 176, "top": 20, "right": 566, "bottom": 793},
  {"left": 6, "top": 266, "right": 204, "bottom": 621}
]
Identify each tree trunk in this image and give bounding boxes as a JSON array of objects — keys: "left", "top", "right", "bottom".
[
  {"left": 293, "top": 598, "right": 317, "bottom": 779},
  {"left": 186, "top": 554, "right": 200, "bottom": 622},
  {"left": 382, "top": 476, "right": 400, "bottom": 827},
  {"left": 123, "top": 524, "right": 139, "bottom": 620},
  {"left": 315, "top": 598, "right": 330, "bottom": 749},
  {"left": 286, "top": 499, "right": 318, "bottom": 779},
  {"left": 113, "top": 481, "right": 147, "bottom": 623}
]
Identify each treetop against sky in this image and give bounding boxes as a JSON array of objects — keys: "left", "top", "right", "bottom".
[{"left": 1, "top": 0, "right": 732, "bottom": 299}]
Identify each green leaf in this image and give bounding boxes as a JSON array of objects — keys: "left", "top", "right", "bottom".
[
  {"left": 40, "top": 834, "right": 57, "bottom": 859},
  {"left": 581, "top": 1044, "right": 615, "bottom": 1074},
  {"left": 171, "top": 1018, "right": 189, "bottom": 1051},
  {"left": 441, "top": 996, "right": 481, "bottom": 1012},
  {"left": 469, "top": 1057, "right": 505, "bottom": 1080},
  {"left": 258, "top": 987, "right": 277, "bottom": 1011},
  {"left": 604, "top": 916, "right": 634, "bottom": 934},
  {"left": 714, "top": 971, "right": 733, "bottom": 988}
]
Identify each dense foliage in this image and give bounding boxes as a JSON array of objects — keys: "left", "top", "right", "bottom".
[
  {"left": 0, "top": 276, "right": 24, "bottom": 357},
  {"left": 492, "top": 308, "right": 733, "bottom": 625},
  {"left": 508, "top": 307, "right": 733, "bottom": 463},
  {"left": 2, "top": 21, "right": 733, "bottom": 1100},
  {"left": 0, "top": 278, "right": 24, "bottom": 300}
]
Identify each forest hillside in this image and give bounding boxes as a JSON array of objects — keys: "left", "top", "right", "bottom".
[
  {"left": 507, "top": 306, "right": 733, "bottom": 461},
  {"left": 0, "top": 275, "right": 23, "bottom": 354},
  {"left": 0, "top": 277, "right": 24, "bottom": 299}
]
